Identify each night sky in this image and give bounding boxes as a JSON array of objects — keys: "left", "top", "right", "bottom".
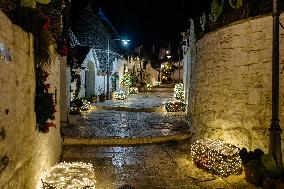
[{"left": 72, "top": 0, "right": 211, "bottom": 53}]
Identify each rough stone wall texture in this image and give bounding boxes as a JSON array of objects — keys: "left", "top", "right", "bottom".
[
  {"left": 0, "top": 11, "right": 61, "bottom": 189},
  {"left": 188, "top": 14, "right": 284, "bottom": 154},
  {"left": 146, "top": 63, "right": 159, "bottom": 85}
]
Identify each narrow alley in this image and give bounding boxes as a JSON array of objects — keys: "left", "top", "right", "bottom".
[
  {"left": 1, "top": 0, "right": 284, "bottom": 188},
  {"left": 60, "top": 85, "right": 256, "bottom": 189}
]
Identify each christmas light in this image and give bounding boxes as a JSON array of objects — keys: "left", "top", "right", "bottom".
[
  {"left": 165, "top": 101, "right": 186, "bottom": 112},
  {"left": 42, "top": 162, "right": 96, "bottom": 189},
  {"left": 129, "top": 87, "right": 139, "bottom": 94},
  {"left": 154, "top": 81, "right": 161, "bottom": 87},
  {"left": 174, "top": 83, "right": 184, "bottom": 101},
  {"left": 191, "top": 139, "right": 242, "bottom": 177},
  {"left": 114, "top": 91, "right": 127, "bottom": 100},
  {"left": 146, "top": 84, "right": 152, "bottom": 90},
  {"left": 80, "top": 100, "right": 91, "bottom": 111}
]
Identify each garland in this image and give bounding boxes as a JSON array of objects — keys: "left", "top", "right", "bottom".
[
  {"left": 34, "top": 11, "right": 56, "bottom": 133},
  {"left": 12, "top": 7, "right": 57, "bottom": 133},
  {"left": 35, "top": 68, "right": 56, "bottom": 133}
]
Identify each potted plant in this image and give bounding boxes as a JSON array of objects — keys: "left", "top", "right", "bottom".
[
  {"left": 240, "top": 148, "right": 284, "bottom": 189},
  {"left": 98, "top": 87, "right": 105, "bottom": 102},
  {"left": 239, "top": 148, "right": 264, "bottom": 186},
  {"left": 68, "top": 108, "right": 80, "bottom": 125}
]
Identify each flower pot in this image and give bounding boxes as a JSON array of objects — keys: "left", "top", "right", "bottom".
[
  {"left": 99, "top": 95, "right": 105, "bottom": 102},
  {"left": 68, "top": 114, "right": 79, "bottom": 125},
  {"left": 243, "top": 165, "right": 263, "bottom": 187}
]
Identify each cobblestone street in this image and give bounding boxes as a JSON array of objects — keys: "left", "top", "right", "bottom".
[{"left": 61, "top": 87, "right": 260, "bottom": 189}]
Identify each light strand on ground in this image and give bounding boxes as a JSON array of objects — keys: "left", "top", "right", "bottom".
[
  {"left": 165, "top": 101, "right": 186, "bottom": 112},
  {"left": 80, "top": 100, "right": 91, "bottom": 111},
  {"left": 154, "top": 81, "right": 161, "bottom": 87},
  {"left": 129, "top": 87, "right": 139, "bottom": 94},
  {"left": 191, "top": 139, "right": 242, "bottom": 177},
  {"left": 146, "top": 84, "right": 152, "bottom": 90},
  {"left": 114, "top": 91, "right": 127, "bottom": 100},
  {"left": 42, "top": 162, "right": 96, "bottom": 189},
  {"left": 174, "top": 83, "right": 184, "bottom": 101}
]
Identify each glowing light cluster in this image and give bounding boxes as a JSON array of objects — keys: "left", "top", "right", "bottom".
[
  {"left": 191, "top": 139, "right": 242, "bottom": 177},
  {"left": 146, "top": 84, "right": 152, "bottom": 90},
  {"left": 165, "top": 101, "right": 186, "bottom": 112},
  {"left": 42, "top": 162, "right": 96, "bottom": 189},
  {"left": 129, "top": 87, "right": 139, "bottom": 94},
  {"left": 80, "top": 100, "right": 91, "bottom": 111},
  {"left": 174, "top": 83, "right": 184, "bottom": 101},
  {"left": 121, "top": 71, "right": 131, "bottom": 87},
  {"left": 154, "top": 81, "right": 161, "bottom": 87},
  {"left": 114, "top": 91, "right": 127, "bottom": 100}
]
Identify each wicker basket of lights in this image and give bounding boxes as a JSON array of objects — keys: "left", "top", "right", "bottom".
[{"left": 191, "top": 138, "right": 242, "bottom": 176}]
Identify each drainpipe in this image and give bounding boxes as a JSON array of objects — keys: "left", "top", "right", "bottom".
[{"left": 269, "top": 0, "right": 282, "bottom": 166}]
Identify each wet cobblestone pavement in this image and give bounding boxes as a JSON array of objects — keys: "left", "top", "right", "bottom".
[
  {"left": 62, "top": 110, "right": 189, "bottom": 139},
  {"left": 61, "top": 141, "right": 260, "bottom": 189},
  {"left": 60, "top": 85, "right": 259, "bottom": 188}
]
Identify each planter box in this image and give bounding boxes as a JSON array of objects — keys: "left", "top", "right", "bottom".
[
  {"left": 243, "top": 165, "right": 263, "bottom": 187},
  {"left": 68, "top": 115, "right": 79, "bottom": 125}
]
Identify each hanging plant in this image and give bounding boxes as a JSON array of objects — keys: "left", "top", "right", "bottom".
[
  {"left": 209, "top": 0, "right": 224, "bottom": 22},
  {"left": 229, "top": 0, "right": 243, "bottom": 9},
  {"left": 200, "top": 12, "right": 206, "bottom": 31},
  {"left": 35, "top": 68, "right": 56, "bottom": 133}
]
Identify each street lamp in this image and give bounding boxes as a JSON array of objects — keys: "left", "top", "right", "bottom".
[{"left": 270, "top": 0, "right": 282, "bottom": 165}]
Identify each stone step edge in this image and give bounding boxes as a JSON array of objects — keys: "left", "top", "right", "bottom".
[
  {"left": 62, "top": 132, "right": 192, "bottom": 146},
  {"left": 94, "top": 105, "right": 165, "bottom": 112}
]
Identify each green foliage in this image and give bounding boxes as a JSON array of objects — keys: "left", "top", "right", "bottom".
[
  {"left": 209, "top": 0, "right": 224, "bottom": 22},
  {"left": 261, "top": 154, "right": 277, "bottom": 173},
  {"left": 121, "top": 72, "right": 138, "bottom": 87},
  {"left": 35, "top": 68, "right": 56, "bottom": 133},
  {"left": 229, "top": 0, "right": 243, "bottom": 9},
  {"left": 200, "top": 12, "right": 206, "bottom": 31},
  {"left": 35, "top": 29, "right": 54, "bottom": 68}
]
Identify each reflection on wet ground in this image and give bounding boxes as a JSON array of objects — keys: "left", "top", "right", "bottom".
[{"left": 61, "top": 142, "right": 259, "bottom": 189}]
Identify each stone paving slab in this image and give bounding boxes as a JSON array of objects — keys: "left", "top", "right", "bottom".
[
  {"left": 61, "top": 141, "right": 261, "bottom": 189},
  {"left": 62, "top": 110, "right": 190, "bottom": 139},
  {"left": 95, "top": 91, "right": 175, "bottom": 110}
]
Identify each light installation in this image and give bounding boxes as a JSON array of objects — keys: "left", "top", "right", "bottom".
[
  {"left": 191, "top": 139, "right": 242, "bottom": 176},
  {"left": 42, "top": 162, "right": 96, "bottom": 189}
]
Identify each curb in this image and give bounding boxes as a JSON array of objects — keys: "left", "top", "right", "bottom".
[
  {"left": 94, "top": 105, "right": 165, "bottom": 113},
  {"left": 63, "top": 132, "right": 192, "bottom": 146}
]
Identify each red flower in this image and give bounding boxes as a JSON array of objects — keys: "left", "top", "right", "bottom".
[
  {"left": 42, "top": 125, "right": 49, "bottom": 133},
  {"left": 43, "top": 16, "right": 50, "bottom": 30},
  {"left": 44, "top": 84, "right": 51, "bottom": 91},
  {"left": 61, "top": 39, "right": 68, "bottom": 56},
  {"left": 47, "top": 122, "right": 56, "bottom": 128}
]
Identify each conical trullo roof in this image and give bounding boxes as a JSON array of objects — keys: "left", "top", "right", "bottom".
[{"left": 72, "top": 3, "right": 120, "bottom": 52}]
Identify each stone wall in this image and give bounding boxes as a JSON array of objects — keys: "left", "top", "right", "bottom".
[
  {"left": 0, "top": 11, "right": 62, "bottom": 188},
  {"left": 188, "top": 14, "right": 284, "bottom": 154}
]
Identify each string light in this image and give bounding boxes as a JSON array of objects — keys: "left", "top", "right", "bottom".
[
  {"left": 42, "top": 162, "right": 96, "bottom": 189},
  {"left": 146, "top": 84, "right": 152, "bottom": 90},
  {"left": 165, "top": 101, "right": 186, "bottom": 112},
  {"left": 80, "top": 100, "right": 91, "bottom": 111},
  {"left": 174, "top": 83, "right": 184, "bottom": 101},
  {"left": 154, "top": 81, "right": 161, "bottom": 87},
  {"left": 114, "top": 91, "right": 127, "bottom": 100},
  {"left": 129, "top": 87, "right": 139, "bottom": 94},
  {"left": 191, "top": 139, "right": 242, "bottom": 177}
]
